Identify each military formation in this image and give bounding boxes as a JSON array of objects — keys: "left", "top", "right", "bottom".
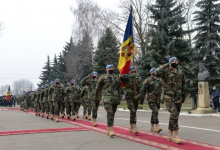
[
  {"left": 17, "top": 57, "right": 186, "bottom": 144},
  {"left": 0, "top": 95, "right": 17, "bottom": 107}
]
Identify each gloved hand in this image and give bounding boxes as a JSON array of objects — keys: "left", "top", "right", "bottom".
[
  {"left": 134, "top": 95, "right": 140, "bottom": 101},
  {"left": 130, "top": 73, "right": 136, "bottom": 78}
]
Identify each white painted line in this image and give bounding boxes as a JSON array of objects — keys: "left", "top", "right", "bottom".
[{"left": 115, "top": 118, "right": 220, "bottom": 133}]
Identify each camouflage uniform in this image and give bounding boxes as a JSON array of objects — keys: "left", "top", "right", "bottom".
[
  {"left": 39, "top": 89, "right": 44, "bottom": 114},
  {"left": 31, "top": 92, "right": 37, "bottom": 113},
  {"left": 60, "top": 86, "right": 66, "bottom": 115},
  {"left": 42, "top": 88, "right": 49, "bottom": 115},
  {"left": 36, "top": 90, "right": 41, "bottom": 114},
  {"left": 48, "top": 85, "right": 54, "bottom": 115},
  {"left": 63, "top": 86, "right": 71, "bottom": 116},
  {"left": 65, "top": 85, "right": 80, "bottom": 116},
  {"left": 81, "top": 85, "right": 89, "bottom": 115},
  {"left": 120, "top": 74, "right": 142, "bottom": 124},
  {"left": 154, "top": 63, "right": 187, "bottom": 130},
  {"left": 50, "top": 84, "right": 64, "bottom": 116},
  {"left": 94, "top": 73, "right": 121, "bottom": 127},
  {"left": 142, "top": 76, "right": 163, "bottom": 124},
  {"left": 81, "top": 74, "right": 101, "bottom": 119}
]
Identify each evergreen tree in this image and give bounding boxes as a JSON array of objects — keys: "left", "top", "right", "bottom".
[
  {"left": 57, "top": 52, "right": 67, "bottom": 84},
  {"left": 193, "top": 0, "right": 220, "bottom": 87},
  {"left": 63, "top": 37, "right": 73, "bottom": 56},
  {"left": 137, "top": 0, "right": 194, "bottom": 90},
  {"left": 38, "top": 55, "right": 51, "bottom": 87},
  {"left": 94, "top": 28, "right": 120, "bottom": 75},
  {"left": 50, "top": 54, "right": 59, "bottom": 81}
]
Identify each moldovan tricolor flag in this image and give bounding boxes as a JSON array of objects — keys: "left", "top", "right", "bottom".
[
  {"left": 6, "top": 86, "right": 10, "bottom": 100},
  {"left": 118, "top": 6, "right": 134, "bottom": 88}
]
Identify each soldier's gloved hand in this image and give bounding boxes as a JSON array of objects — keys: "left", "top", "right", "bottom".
[
  {"left": 130, "top": 73, "right": 136, "bottom": 78},
  {"left": 86, "top": 74, "right": 92, "bottom": 79},
  {"left": 134, "top": 95, "right": 140, "bottom": 101}
]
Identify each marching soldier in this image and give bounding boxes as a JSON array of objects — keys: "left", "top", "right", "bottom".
[
  {"left": 60, "top": 83, "right": 66, "bottom": 118},
  {"left": 48, "top": 81, "right": 55, "bottom": 120},
  {"left": 153, "top": 57, "right": 187, "bottom": 144},
  {"left": 50, "top": 79, "right": 64, "bottom": 122},
  {"left": 63, "top": 82, "right": 71, "bottom": 119},
  {"left": 81, "top": 85, "right": 89, "bottom": 119},
  {"left": 36, "top": 87, "right": 42, "bottom": 116},
  {"left": 94, "top": 65, "right": 122, "bottom": 137},
  {"left": 120, "top": 66, "right": 142, "bottom": 134},
  {"left": 40, "top": 85, "right": 45, "bottom": 117},
  {"left": 81, "top": 72, "right": 100, "bottom": 126},
  {"left": 142, "top": 68, "right": 163, "bottom": 133},
  {"left": 42, "top": 84, "right": 50, "bottom": 119},
  {"left": 65, "top": 79, "right": 80, "bottom": 121}
]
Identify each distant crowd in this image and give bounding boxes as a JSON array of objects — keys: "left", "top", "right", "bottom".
[{"left": 0, "top": 95, "right": 17, "bottom": 107}]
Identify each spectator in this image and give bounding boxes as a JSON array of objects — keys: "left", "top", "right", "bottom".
[
  {"left": 211, "top": 85, "right": 220, "bottom": 112},
  {"left": 194, "top": 95, "right": 197, "bottom": 109}
]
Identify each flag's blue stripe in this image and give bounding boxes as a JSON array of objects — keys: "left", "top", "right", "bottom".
[{"left": 122, "top": 6, "right": 134, "bottom": 44}]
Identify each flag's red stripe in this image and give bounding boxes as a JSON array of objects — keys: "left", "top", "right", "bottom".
[
  {"left": 6, "top": 95, "right": 10, "bottom": 100},
  {"left": 120, "top": 60, "right": 131, "bottom": 88}
]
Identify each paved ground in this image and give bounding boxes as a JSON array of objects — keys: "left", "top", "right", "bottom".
[{"left": 0, "top": 105, "right": 220, "bottom": 150}]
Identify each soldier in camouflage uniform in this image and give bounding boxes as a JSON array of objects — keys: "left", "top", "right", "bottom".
[
  {"left": 31, "top": 90, "right": 37, "bottom": 114},
  {"left": 41, "top": 84, "right": 50, "bottom": 119},
  {"left": 142, "top": 68, "right": 163, "bottom": 133},
  {"left": 76, "top": 86, "right": 82, "bottom": 118},
  {"left": 36, "top": 87, "right": 42, "bottom": 116},
  {"left": 60, "top": 84, "right": 66, "bottom": 118},
  {"left": 50, "top": 79, "right": 64, "bottom": 122},
  {"left": 153, "top": 57, "right": 187, "bottom": 144},
  {"left": 63, "top": 82, "right": 71, "bottom": 119},
  {"left": 48, "top": 81, "right": 55, "bottom": 120},
  {"left": 94, "top": 65, "right": 122, "bottom": 137},
  {"left": 81, "top": 85, "right": 89, "bottom": 119},
  {"left": 120, "top": 66, "right": 142, "bottom": 134},
  {"left": 66, "top": 79, "right": 80, "bottom": 121},
  {"left": 39, "top": 85, "right": 45, "bottom": 117},
  {"left": 19, "top": 93, "right": 25, "bottom": 111},
  {"left": 81, "top": 72, "right": 101, "bottom": 126}
]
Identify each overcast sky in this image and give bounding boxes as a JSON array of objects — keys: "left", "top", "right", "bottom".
[{"left": 0, "top": 0, "right": 118, "bottom": 89}]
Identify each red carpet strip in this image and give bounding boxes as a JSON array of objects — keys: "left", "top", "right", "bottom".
[
  {"left": 6, "top": 109, "right": 220, "bottom": 150},
  {"left": 0, "top": 127, "right": 89, "bottom": 136}
]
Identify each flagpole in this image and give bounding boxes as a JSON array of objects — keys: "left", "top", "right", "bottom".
[{"left": 131, "top": 1, "right": 136, "bottom": 97}]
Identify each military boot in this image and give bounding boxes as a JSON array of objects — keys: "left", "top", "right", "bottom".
[
  {"left": 72, "top": 115, "right": 76, "bottom": 121},
  {"left": 93, "top": 118, "right": 97, "bottom": 126},
  {"left": 67, "top": 114, "right": 70, "bottom": 119},
  {"left": 172, "top": 130, "right": 182, "bottom": 144},
  {"left": 55, "top": 115, "right": 60, "bottom": 122},
  {"left": 132, "top": 124, "right": 139, "bottom": 134},
  {"left": 83, "top": 114, "right": 86, "bottom": 119},
  {"left": 107, "top": 127, "right": 110, "bottom": 136},
  {"left": 61, "top": 112, "right": 65, "bottom": 119},
  {"left": 150, "top": 123, "right": 156, "bottom": 132},
  {"left": 108, "top": 126, "right": 115, "bottom": 137},
  {"left": 51, "top": 114, "right": 54, "bottom": 121},
  {"left": 155, "top": 124, "right": 162, "bottom": 133},
  {"left": 35, "top": 113, "right": 37, "bottom": 116},
  {"left": 46, "top": 114, "right": 49, "bottom": 119},
  {"left": 76, "top": 113, "right": 79, "bottom": 118},
  {"left": 167, "top": 130, "right": 174, "bottom": 142},
  {"left": 41, "top": 113, "right": 44, "bottom": 118},
  {"left": 129, "top": 124, "right": 133, "bottom": 133},
  {"left": 87, "top": 115, "right": 91, "bottom": 120},
  {"left": 38, "top": 112, "right": 41, "bottom": 116}
]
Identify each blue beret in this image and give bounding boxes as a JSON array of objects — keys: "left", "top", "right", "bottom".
[
  {"left": 129, "top": 66, "right": 135, "bottom": 71},
  {"left": 150, "top": 68, "right": 156, "bottom": 73},
  {"left": 50, "top": 81, "right": 54, "bottom": 85},
  {"left": 71, "top": 79, "right": 76, "bottom": 82},
  {"left": 106, "top": 64, "right": 113, "bottom": 69},
  {"left": 67, "top": 82, "right": 70, "bottom": 85},
  {"left": 41, "top": 85, "right": 44, "bottom": 88},
  {"left": 92, "top": 72, "right": 98, "bottom": 75},
  {"left": 45, "top": 84, "right": 48, "bottom": 87},
  {"left": 23, "top": 92, "right": 26, "bottom": 94},
  {"left": 54, "top": 78, "right": 59, "bottom": 82},
  {"left": 169, "top": 57, "right": 178, "bottom": 62}
]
